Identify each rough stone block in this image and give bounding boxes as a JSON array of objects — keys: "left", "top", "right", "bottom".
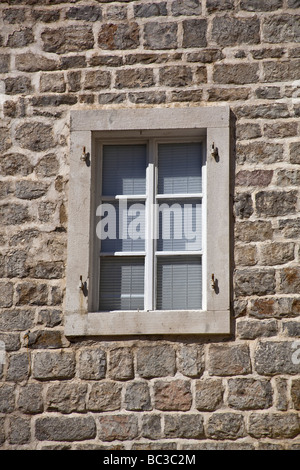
[
  {"left": 15, "top": 181, "right": 49, "bottom": 200},
  {"left": 16, "top": 282, "right": 48, "bottom": 306},
  {"left": 134, "top": 2, "right": 167, "bottom": 17},
  {"left": 15, "top": 53, "right": 58, "bottom": 72},
  {"left": 212, "top": 16, "right": 260, "bottom": 46},
  {"left": 143, "top": 22, "right": 178, "bottom": 49},
  {"left": 263, "top": 15, "right": 300, "bottom": 43},
  {"left": 227, "top": 378, "right": 273, "bottom": 410},
  {"left": 35, "top": 416, "right": 96, "bottom": 441},
  {"left": 40, "top": 73, "right": 66, "bottom": 93},
  {"left": 240, "top": 0, "right": 282, "bottom": 10},
  {"left": 256, "top": 191, "right": 297, "bottom": 217},
  {"left": 108, "top": 347, "right": 134, "bottom": 380},
  {"left": 291, "top": 379, "right": 300, "bottom": 410},
  {"left": 235, "top": 269, "right": 276, "bottom": 297},
  {"left": 255, "top": 340, "right": 300, "bottom": 375},
  {"left": 83, "top": 70, "right": 111, "bottom": 90},
  {"left": 0, "top": 384, "right": 15, "bottom": 413},
  {"left": 208, "top": 344, "right": 251, "bottom": 376},
  {"left": 141, "top": 415, "right": 162, "bottom": 440},
  {"left": 213, "top": 63, "right": 259, "bottom": 84},
  {"left": 46, "top": 382, "right": 87, "bottom": 413},
  {"left": 15, "top": 122, "right": 55, "bottom": 152},
  {"left": 98, "top": 23, "right": 139, "bottom": 50},
  {"left": 7, "top": 28, "right": 34, "bottom": 48},
  {"left": 136, "top": 345, "right": 176, "bottom": 378},
  {"left": 87, "top": 382, "right": 122, "bottom": 412},
  {"left": 8, "top": 416, "right": 31, "bottom": 444},
  {"left": 5, "top": 76, "right": 32, "bottom": 95},
  {"left": 154, "top": 380, "right": 192, "bottom": 411},
  {"left": 124, "top": 381, "right": 152, "bottom": 411},
  {"left": 66, "top": 5, "right": 102, "bottom": 21},
  {"left": 32, "top": 351, "right": 76, "bottom": 380},
  {"left": 177, "top": 344, "right": 204, "bottom": 378},
  {"left": 0, "top": 153, "right": 33, "bottom": 177},
  {"left": 248, "top": 413, "right": 300, "bottom": 438},
  {"left": 206, "top": 0, "right": 234, "bottom": 12},
  {"left": 237, "top": 319, "right": 278, "bottom": 339},
  {"left": 234, "top": 193, "right": 253, "bottom": 219},
  {"left": 182, "top": 19, "right": 207, "bottom": 47},
  {"left": 235, "top": 220, "right": 273, "bottom": 243},
  {"left": 78, "top": 348, "right": 106, "bottom": 380},
  {"left": 171, "top": 0, "right": 201, "bottom": 16},
  {"left": 159, "top": 66, "right": 193, "bottom": 87},
  {"left": 41, "top": 26, "right": 94, "bottom": 53},
  {"left": 18, "top": 383, "right": 43, "bottom": 414},
  {"left": 0, "top": 282, "right": 13, "bottom": 308},
  {"left": 195, "top": 379, "right": 224, "bottom": 411},
  {"left": 115, "top": 68, "right": 154, "bottom": 89},
  {"left": 98, "top": 415, "right": 139, "bottom": 442},
  {"left": 164, "top": 414, "right": 204, "bottom": 439},
  {"left": 206, "top": 413, "right": 245, "bottom": 440}
]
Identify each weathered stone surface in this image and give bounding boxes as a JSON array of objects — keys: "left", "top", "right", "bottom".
[
  {"left": 134, "top": 2, "right": 167, "bottom": 17},
  {"left": 177, "top": 344, "right": 204, "bottom": 378},
  {"left": 31, "top": 8, "right": 60, "bottom": 23},
  {"left": 207, "top": 87, "right": 250, "bottom": 101},
  {"left": 0, "top": 54, "right": 10, "bottom": 73},
  {"left": 38, "top": 309, "right": 62, "bottom": 328},
  {"left": 291, "top": 379, "right": 300, "bottom": 410},
  {"left": 40, "top": 72, "right": 66, "bottom": 93},
  {"left": 182, "top": 19, "right": 207, "bottom": 48},
  {"left": 235, "top": 220, "right": 273, "bottom": 243},
  {"left": 0, "top": 153, "right": 33, "bottom": 177},
  {"left": 83, "top": 70, "right": 111, "bottom": 90},
  {"left": 235, "top": 269, "right": 276, "bottom": 297},
  {"left": 236, "top": 170, "right": 273, "bottom": 187},
  {"left": 212, "top": 16, "right": 260, "bottom": 46},
  {"left": 234, "top": 244, "right": 257, "bottom": 266},
  {"left": 0, "top": 282, "right": 13, "bottom": 308},
  {"left": 289, "top": 142, "right": 300, "bottom": 164},
  {"left": 164, "top": 414, "right": 204, "bottom": 439},
  {"left": 7, "top": 28, "right": 34, "bottom": 48},
  {"left": 35, "top": 416, "right": 96, "bottom": 441},
  {"left": 0, "top": 127, "right": 12, "bottom": 153},
  {"left": 240, "top": 0, "right": 282, "bottom": 10},
  {"left": 248, "top": 413, "right": 300, "bottom": 438},
  {"left": 6, "top": 352, "right": 30, "bottom": 382},
  {"left": 235, "top": 103, "right": 290, "bottom": 119},
  {"left": 129, "top": 91, "right": 166, "bottom": 104},
  {"left": 154, "top": 380, "right": 192, "bottom": 411},
  {"left": 282, "top": 321, "right": 300, "bottom": 337},
  {"left": 0, "top": 309, "right": 34, "bottom": 332},
  {"left": 275, "top": 377, "right": 288, "bottom": 411},
  {"left": 61, "top": 55, "right": 86, "bottom": 69},
  {"left": 237, "top": 142, "right": 283, "bottom": 165},
  {"left": 66, "top": 5, "right": 102, "bottom": 21},
  {"left": 16, "top": 282, "right": 48, "bottom": 306},
  {"left": 78, "top": 348, "right": 106, "bottom": 380},
  {"left": 144, "top": 22, "right": 178, "bottom": 49},
  {"left": 206, "top": 413, "right": 245, "bottom": 440},
  {"left": 0, "top": 418, "right": 5, "bottom": 445},
  {"left": 98, "top": 415, "right": 139, "bottom": 442},
  {"left": 8, "top": 416, "right": 30, "bottom": 444},
  {"left": 15, "top": 122, "right": 55, "bottom": 152},
  {"left": 195, "top": 379, "right": 224, "bottom": 411},
  {"left": 98, "top": 23, "right": 139, "bottom": 50},
  {"left": 256, "top": 86, "right": 281, "bottom": 99},
  {"left": 187, "top": 49, "right": 224, "bottom": 63},
  {"left": 15, "top": 181, "right": 49, "bottom": 200},
  {"left": 0, "top": 203, "right": 29, "bottom": 226},
  {"left": 46, "top": 382, "right": 87, "bottom": 413},
  {"left": 87, "top": 382, "right": 122, "bottom": 412},
  {"left": 115, "top": 68, "right": 154, "bottom": 89},
  {"left": 255, "top": 340, "right": 300, "bottom": 375},
  {"left": 124, "top": 381, "right": 152, "bottom": 411},
  {"left": 279, "top": 267, "right": 300, "bottom": 294},
  {"left": 264, "top": 60, "right": 300, "bottom": 82},
  {"left": 208, "top": 344, "right": 251, "bottom": 376},
  {"left": 141, "top": 414, "right": 162, "bottom": 439},
  {"left": 263, "top": 14, "right": 300, "bottom": 43},
  {"left": 5, "top": 76, "right": 32, "bottom": 95},
  {"left": 227, "top": 378, "right": 272, "bottom": 410},
  {"left": 256, "top": 191, "right": 297, "bottom": 217},
  {"left": 27, "top": 330, "right": 67, "bottom": 349},
  {"left": 108, "top": 347, "right": 133, "bottom": 380},
  {"left": 15, "top": 53, "right": 58, "bottom": 72},
  {"left": 234, "top": 193, "right": 253, "bottom": 219},
  {"left": 277, "top": 169, "right": 300, "bottom": 186},
  {"left": 260, "top": 242, "right": 295, "bottom": 266},
  {"left": 136, "top": 345, "right": 176, "bottom": 378},
  {"left": 237, "top": 319, "right": 278, "bottom": 339},
  {"left": 42, "top": 26, "right": 94, "bottom": 53},
  {"left": 32, "top": 351, "right": 76, "bottom": 380},
  {"left": 0, "top": 384, "right": 15, "bottom": 413},
  {"left": 206, "top": 0, "right": 234, "bottom": 11},
  {"left": 30, "top": 261, "right": 63, "bottom": 279},
  {"left": 213, "top": 63, "right": 259, "bottom": 84},
  {"left": 18, "top": 383, "right": 43, "bottom": 414},
  {"left": 171, "top": 0, "right": 201, "bottom": 15},
  {"left": 159, "top": 66, "right": 193, "bottom": 87}
]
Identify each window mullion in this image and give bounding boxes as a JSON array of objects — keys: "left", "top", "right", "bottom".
[{"left": 144, "top": 139, "right": 155, "bottom": 312}]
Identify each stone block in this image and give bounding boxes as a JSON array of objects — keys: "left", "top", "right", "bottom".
[
  {"left": 159, "top": 66, "right": 193, "bottom": 87},
  {"left": 83, "top": 70, "right": 111, "bottom": 90},
  {"left": 66, "top": 5, "right": 102, "bottom": 21},
  {"left": 98, "top": 415, "right": 139, "bottom": 442},
  {"left": 235, "top": 220, "right": 273, "bottom": 243},
  {"left": 78, "top": 348, "right": 106, "bottom": 380},
  {"left": 235, "top": 269, "right": 276, "bottom": 297},
  {"left": 206, "top": 413, "right": 245, "bottom": 440},
  {"left": 0, "top": 203, "right": 29, "bottom": 226},
  {"left": 5, "top": 76, "right": 32, "bottom": 95},
  {"left": 182, "top": 19, "right": 207, "bottom": 48},
  {"left": 46, "top": 382, "right": 87, "bottom": 413},
  {"left": 177, "top": 344, "right": 204, "bottom": 378},
  {"left": 212, "top": 15, "right": 260, "bottom": 46},
  {"left": 15, "top": 122, "right": 55, "bottom": 152},
  {"left": 0, "top": 153, "right": 33, "bottom": 176},
  {"left": 0, "top": 384, "right": 15, "bottom": 413},
  {"left": 40, "top": 73, "right": 65, "bottom": 93},
  {"left": 7, "top": 28, "right": 34, "bottom": 48},
  {"left": 291, "top": 379, "right": 300, "bottom": 410},
  {"left": 8, "top": 416, "right": 31, "bottom": 444},
  {"left": 171, "top": 0, "right": 201, "bottom": 16},
  {"left": 255, "top": 191, "right": 297, "bottom": 217},
  {"left": 237, "top": 319, "right": 278, "bottom": 339},
  {"left": 18, "top": 383, "right": 43, "bottom": 414},
  {"left": 164, "top": 414, "right": 204, "bottom": 439},
  {"left": 289, "top": 142, "right": 300, "bottom": 164},
  {"left": 234, "top": 193, "right": 253, "bottom": 219},
  {"left": 248, "top": 412, "right": 300, "bottom": 438},
  {"left": 16, "top": 282, "right": 48, "bottom": 306},
  {"left": 143, "top": 22, "right": 178, "bottom": 49},
  {"left": 134, "top": 2, "right": 167, "bottom": 17},
  {"left": 227, "top": 378, "right": 273, "bottom": 410},
  {"left": 255, "top": 340, "right": 300, "bottom": 375},
  {"left": 0, "top": 127, "right": 12, "bottom": 153},
  {"left": 87, "top": 382, "right": 122, "bottom": 412},
  {"left": 260, "top": 242, "right": 295, "bottom": 266},
  {"left": 124, "top": 381, "right": 152, "bottom": 411},
  {"left": 108, "top": 347, "right": 134, "bottom": 380},
  {"left": 0, "top": 54, "right": 10, "bottom": 73},
  {"left": 41, "top": 26, "right": 94, "bottom": 53},
  {"left": 15, "top": 181, "right": 49, "bottom": 200},
  {"left": 98, "top": 23, "right": 139, "bottom": 50},
  {"left": 263, "top": 14, "right": 300, "bottom": 43},
  {"left": 141, "top": 415, "right": 162, "bottom": 440},
  {"left": 206, "top": 0, "right": 234, "bottom": 12},
  {"left": 240, "top": 0, "right": 282, "bottom": 10},
  {"left": 208, "top": 344, "right": 251, "bottom": 376},
  {"left": 35, "top": 416, "right": 96, "bottom": 441},
  {"left": 213, "top": 63, "right": 259, "bottom": 84},
  {"left": 115, "top": 68, "right": 154, "bottom": 89},
  {"left": 0, "top": 282, "right": 13, "bottom": 308},
  {"left": 154, "top": 380, "right": 192, "bottom": 411},
  {"left": 195, "top": 378, "right": 224, "bottom": 411},
  {"left": 136, "top": 345, "right": 176, "bottom": 378},
  {"left": 15, "top": 53, "right": 58, "bottom": 72},
  {"left": 32, "top": 351, "right": 76, "bottom": 380}
]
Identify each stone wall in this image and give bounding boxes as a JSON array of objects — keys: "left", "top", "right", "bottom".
[{"left": 0, "top": 0, "right": 300, "bottom": 450}]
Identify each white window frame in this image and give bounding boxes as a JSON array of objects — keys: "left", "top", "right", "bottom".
[{"left": 65, "top": 106, "right": 231, "bottom": 336}]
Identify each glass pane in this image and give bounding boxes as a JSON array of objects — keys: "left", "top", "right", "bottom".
[
  {"left": 157, "top": 200, "right": 202, "bottom": 251},
  {"left": 99, "top": 201, "right": 145, "bottom": 252},
  {"left": 156, "top": 256, "right": 202, "bottom": 310},
  {"left": 99, "top": 257, "right": 144, "bottom": 311},
  {"left": 158, "top": 142, "right": 202, "bottom": 194},
  {"left": 102, "top": 144, "right": 146, "bottom": 196}
]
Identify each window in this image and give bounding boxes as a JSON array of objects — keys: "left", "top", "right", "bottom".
[{"left": 65, "top": 107, "right": 231, "bottom": 336}]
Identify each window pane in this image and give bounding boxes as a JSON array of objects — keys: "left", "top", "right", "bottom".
[
  {"left": 157, "top": 200, "right": 202, "bottom": 251},
  {"left": 158, "top": 143, "right": 202, "bottom": 194},
  {"left": 102, "top": 145, "right": 147, "bottom": 196},
  {"left": 156, "top": 256, "right": 202, "bottom": 310},
  {"left": 100, "top": 201, "right": 145, "bottom": 252},
  {"left": 99, "top": 257, "right": 144, "bottom": 311}
]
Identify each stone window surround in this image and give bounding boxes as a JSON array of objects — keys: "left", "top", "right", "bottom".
[{"left": 65, "top": 106, "right": 231, "bottom": 336}]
